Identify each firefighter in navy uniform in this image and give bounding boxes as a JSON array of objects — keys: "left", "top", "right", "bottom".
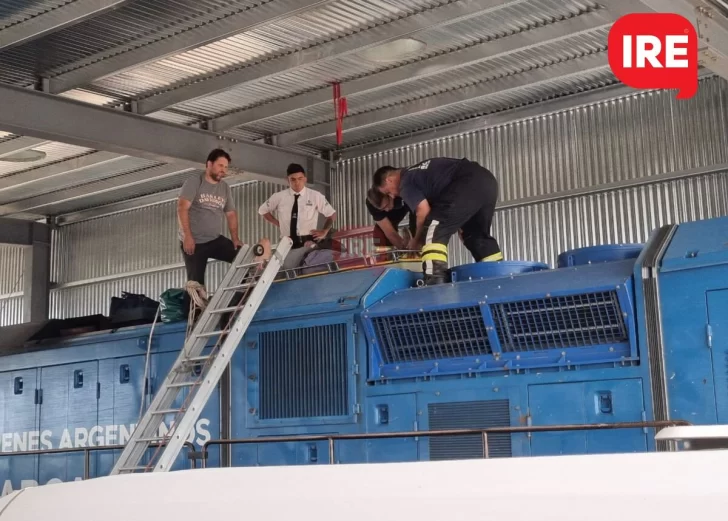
[
  {"left": 371, "top": 157, "right": 502, "bottom": 285},
  {"left": 365, "top": 187, "right": 417, "bottom": 251}
]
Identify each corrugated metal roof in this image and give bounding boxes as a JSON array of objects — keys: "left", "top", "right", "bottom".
[
  {"left": 0, "top": 0, "right": 664, "bottom": 218},
  {"left": 59, "top": 88, "right": 122, "bottom": 106},
  {"left": 0, "top": 0, "right": 71, "bottom": 29},
  {"left": 305, "top": 66, "right": 618, "bottom": 149},
  {"left": 0, "top": 155, "right": 160, "bottom": 204},
  {"left": 161, "top": 0, "right": 599, "bottom": 117},
  {"left": 0, "top": 0, "right": 263, "bottom": 86},
  {"left": 244, "top": 27, "right": 609, "bottom": 134},
  {"left": 31, "top": 168, "right": 202, "bottom": 215},
  {"left": 0, "top": 142, "right": 93, "bottom": 177},
  {"left": 91, "top": 0, "right": 449, "bottom": 98}
]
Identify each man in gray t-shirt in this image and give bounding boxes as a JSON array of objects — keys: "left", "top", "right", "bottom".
[{"left": 177, "top": 149, "right": 243, "bottom": 286}]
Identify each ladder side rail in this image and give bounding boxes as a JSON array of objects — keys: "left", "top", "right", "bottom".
[
  {"left": 110, "top": 245, "right": 257, "bottom": 475},
  {"left": 184, "top": 244, "right": 255, "bottom": 345},
  {"left": 152, "top": 238, "right": 292, "bottom": 471}
]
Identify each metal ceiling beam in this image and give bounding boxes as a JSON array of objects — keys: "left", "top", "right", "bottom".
[
  {"left": 209, "top": 8, "right": 621, "bottom": 132},
  {"left": 0, "top": 217, "right": 49, "bottom": 246},
  {"left": 275, "top": 52, "right": 611, "bottom": 147},
  {"left": 0, "top": 151, "right": 126, "bottom": 194},
  {"left": 0, "top": 0, "right": 131, "bottom": 52},
  {"left": 133, "top": 0, "right": 523, "bottom": 115},
  {"left": 0, "top": 164, "right": 193, "bottom": 217},
  {"left": 641, "top": 0, "right": 728, "bottom": 82},
  {"left": 55, "top": 189, "right": 198, "bottom": 225},
  {"left": 49, "top": 168, "right": 330, "bottom": 225},
  {"left": 0, "top": 82, "right": 329, "bottom": 187},
  {"left": 0, "top": 137, "right": 48, "bottom": 159},
  {"left": 46, "top": 0, "right": 339, "bottom": 94},
  {"left": 53, "top": 179, "right": 249, "bottom": 225}
]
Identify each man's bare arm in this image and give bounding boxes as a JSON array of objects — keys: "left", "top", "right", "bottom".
[
  {"left": 376, "top": 218, "right": 405, "bottom": 249},
  {"left": 312, "top": 212, "right": 337, "bottom": 240},
  {"left": 178, "top": 198, "right": 195, "bottom": 254},
  {"left": 178, "top": 198, "right": 192, "bottom": 235},
  {"left": 261, "top": 212, "right": 280, "bottom": 228},
  {"left": 226, "top": 210, "right": 242, "bottom": 247}
]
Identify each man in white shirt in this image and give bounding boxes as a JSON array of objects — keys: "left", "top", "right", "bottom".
[{"left": 258, "top": 163, "right": 337, "bottom": 269}]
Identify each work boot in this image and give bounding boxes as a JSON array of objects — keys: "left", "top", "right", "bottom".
[{"left": 423, "top": 260, "right": 448, "bottom": 285}]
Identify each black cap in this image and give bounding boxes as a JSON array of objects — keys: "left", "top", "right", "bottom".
[{"left": 287, "top": 163, "right": 305, "bottom": 176}]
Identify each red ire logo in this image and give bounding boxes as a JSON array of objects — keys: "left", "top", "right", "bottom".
[{"left": 608, "top": 13, "right": 698, "bottom": 99}]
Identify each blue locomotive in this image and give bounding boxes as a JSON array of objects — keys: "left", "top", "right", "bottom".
[{"left": 1, "top": 215, "right": 726, "bottom": 495}]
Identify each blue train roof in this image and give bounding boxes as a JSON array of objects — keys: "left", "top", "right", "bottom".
[
  {"left": 363, "top": 259, "right": 636, "bottom": 315},
  {"left": 254, "top": 264, "right": 418, "bottom": 321},
  {"left": 0, "top": 262, "right": 422, "bottom": 360},
  {"left": 661, "top": 215, "right": 728, "bottom": 273}
]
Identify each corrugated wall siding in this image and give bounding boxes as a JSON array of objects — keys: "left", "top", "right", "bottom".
[
  {"left": 49, "top": 181, "right": 282, "bottom": 320},
  {"left": 334, "top": 75, "right": 728, "bottom": 267},
  {"left": 0, "top": 245, "right": 25, "bottom": 326}
]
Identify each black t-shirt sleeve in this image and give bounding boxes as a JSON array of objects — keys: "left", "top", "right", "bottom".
[
  {"left": 400, "top": 183, "right": 425, "bottom": 211},
  {"left": 366, "top": 198, "right": 388, "bottom": 222}
]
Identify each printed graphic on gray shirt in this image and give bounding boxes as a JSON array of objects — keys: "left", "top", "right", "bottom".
[{"left": 178, "top": 174, "right": 234, "bottom": 244}]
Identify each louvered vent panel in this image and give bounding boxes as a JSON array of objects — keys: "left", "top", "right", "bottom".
[
  {"left": 491, "top": 291, "right": 627, "bottom": 352},
  {"left": 428, "top": 400, "right": 512, "bottom": 460},
  {"left": 371, "top": 306, "right": 491, "bottom": 363},
  {"left": 259, "top": 324, "right": 348, "bottom": 419}
]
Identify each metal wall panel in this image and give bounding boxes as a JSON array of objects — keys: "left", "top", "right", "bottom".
[
  {"left": 0, "top": 296, "right": 23, "bottom": 327},
  {"left": 0, "top": 245, "right": 25, "bottom": 326},
  {"left": 0, "top": 245, "right": 24, "bottom": 294},
  {"left": 491, "top": 170, "right": 728, "bottom": 267},
  {"left": 334, "top": 76, "right": 728, "bottom": 268},
  {"left": 49, "top": 180, "right": 283, "bottom": 319},
  {"left": 52, "top": 180, "right": 282, "bottom": 284},
  {"left": 18, "top": 78, "right": 728, "bottom": 325}
]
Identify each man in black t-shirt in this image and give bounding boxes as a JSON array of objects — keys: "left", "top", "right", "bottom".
[
  {"left": 365, "top": 188, "right": 416, "bottom": 251},
  {"left": 371, "top": 157, "right": 502, "bottom": 285}
]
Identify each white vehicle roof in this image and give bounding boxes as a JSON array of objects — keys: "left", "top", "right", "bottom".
[{"left": 2, "top": 449, "right": 728, "bottom": 520}]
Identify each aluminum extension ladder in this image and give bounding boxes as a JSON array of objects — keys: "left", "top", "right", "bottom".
[{"left": 110, "top": 238, "right": 292, "bottom": 475}]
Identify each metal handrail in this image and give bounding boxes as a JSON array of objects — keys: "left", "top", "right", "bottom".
[
  {"left": 277, "top": 247, "right": 421, "bottom": 280},
  {"left": 200, "top": 419, "right": 691, "bottom": 468},
  {"left": 0, "top": 441, "right": 197, "bottom": 480}
]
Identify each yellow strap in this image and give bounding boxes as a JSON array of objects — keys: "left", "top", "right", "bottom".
[
  {"left": 422, "top": 252, "right": 448, "bottom": 262},
  {"left": 481, "top": 252, "right": 504, "bottom": 262},
  {"left": 422, "top": 243, "right": 448, "bottom": 254}
]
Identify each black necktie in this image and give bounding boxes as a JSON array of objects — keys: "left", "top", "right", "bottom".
[{"left": 290, "top": 194, "right": 299, "bottom": 244}]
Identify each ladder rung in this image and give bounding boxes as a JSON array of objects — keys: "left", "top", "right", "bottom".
[
  {"left": 152, "top": 408, "right": 183, "bottom": 415},
  {"left": 183, "top": 355, "right": 211, "bottom": 363},
  {"left": 223, "top": 282, "right": 254, "bottom": 291},
  {"left": 209, "top": 306, "right": 239, "bottom": 314},
  {"left": 119, "top": 466, "right": 150, "bottom": 472},
  {"left": 235, "top": 261, "right": 260, "bottom": 270},
  {"left": 168, "top": 381, "right": 200, "bottom": 388},
  {"left": 196, "top": 330, "right": 226, "bottom": 338},
  {"left": 137, "top": 437, "right": 166, "bottom": 443}
]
